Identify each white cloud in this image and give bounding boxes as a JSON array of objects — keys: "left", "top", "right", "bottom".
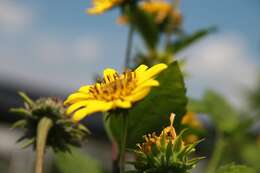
[
  {"left": 180, "top": 33, "right": 258, "bottom": 107},
  {"left": 0, "top": 0, "right": 33, "bottom": 32},
  {"left": 0, "top": 35, "right": 104, "bottom": 92},
  {"left": 73, "top": 37, "right": 102, "bottom": 61},
  {"left": 29, "top": 36, "right": 102, "bottom": 63}
]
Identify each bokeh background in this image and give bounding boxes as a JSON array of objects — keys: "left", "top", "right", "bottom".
[{"left": 0, "top": 0, "right": 259, "bottom": 172}]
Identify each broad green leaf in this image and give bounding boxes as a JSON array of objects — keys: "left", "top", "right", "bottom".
[
  {"left": 54, "top": 148, "right": 102, "bottom": 173},
  {"left": 167, "top": 27, "right": 216, "bottom": 54},
  {"left": 188, "top": 90, "right": 240, "bottom": 133},
  {"left": 216, "top": 163, "right": 256, "bottom": 173},
  {"left": 106, "top": 61, "right": 187, "bottom": 149},
  {"left": 127, "top": 7, "right": 159, "bottom": 50}
]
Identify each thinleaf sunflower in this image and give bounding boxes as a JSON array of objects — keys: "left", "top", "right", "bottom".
[{"left": 64, "top": 63, "right": 167, "bottom": 122}]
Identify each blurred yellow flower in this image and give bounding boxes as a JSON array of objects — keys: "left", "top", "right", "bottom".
[
  {"left": 87, "top": 0, "right": 123, "bottom": 15},
  {"left": 117, "top": 15, "right": 129, "bottom": 25},
  {"left": 181, "top": 112, "right": 203, "bottom": 129},
  {"left": 141, "top": 0, "right": 172, "bottom": 23},
  {"left": 181, "top": 112, "right": 203, "bottom": 144},
  {"left": 117, "top": 0, "right": 182, "bottom": 27},
  {"left": 64, "top": 63, "right": 167, "bottom": 122}
]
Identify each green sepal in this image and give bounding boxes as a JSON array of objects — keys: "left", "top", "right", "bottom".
[{"left": 18, "top": 91, "right": 35, "bottom": 108}]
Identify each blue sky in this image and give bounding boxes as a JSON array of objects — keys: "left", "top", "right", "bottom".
[{"left": 0, "top": 0, "right": 259, "bottom": 107}]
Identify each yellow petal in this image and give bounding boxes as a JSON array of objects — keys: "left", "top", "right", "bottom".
[
  {"left": 64, "top": 92, "right": 89, "bottom": 105},
  {"left": 78, "top": 85, "right": 91, "bottom": 93},
  {"left": 135, "top": 64, "right": 148, "bottom": 74},
  {"left": 133, "top": 79, "right": 159, "bottom": 94},
  {"left": 114, "top": 100, "right": 132, "bottom": 108},
  {"left": 66, "top": 100, "right": 92, "bottom": 115},
  {"left": 125, "top": 88, "right": 151, "bottom": 102},
  {"left": 146, "top": 63, "right": 167, "bottom": 78},
  {"left": 72, "top": 101, "right": 113, "bottom": 122},
  {"left": 138, "top": 63, "right": 167, "bottom": 83}
]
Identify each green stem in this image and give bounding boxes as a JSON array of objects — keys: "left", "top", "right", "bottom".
[
  {"left": 35, "top": 117, "right": 53, "bottom": 173},
  {"left": 119, "top": 113, "right": 128, "bottom": 173},
  {"left": 124, "top": 26, "right": 134, "bottom": 69},
  {"left": 205, "top": 133, "right": 225, "bottom": 173}
]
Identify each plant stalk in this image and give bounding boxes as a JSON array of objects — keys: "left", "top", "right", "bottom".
[
  {"left": 124, "top": 26, "right": 134, "bottom": 69},
  {"left": 205, "top": 133, "right": 225, "bottom": 173},
  {"left": 35, "top": 117, "right": 53, "bottom": 173},
  {"left": 119, "top": 113, "right": 128, "bottom": 173}
]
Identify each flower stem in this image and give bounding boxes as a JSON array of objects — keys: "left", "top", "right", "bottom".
[
  {"left": 35, "top": 117, "right": 53, "bottom": 173},
  {"left": 205, "top": 133, "right": 225, "bottom": 173},
  {"left": 119, "top": 113, "right": 128, "bottom": 173},
  {"left": 124, "top": 26, "right": 134, "bottom": 69}
]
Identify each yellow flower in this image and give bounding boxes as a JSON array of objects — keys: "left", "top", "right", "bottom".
[
  {"left": 87, "top": 0, "right": 123, "bottom": 15},
  {"left": 141, "top": 0, "right": 173, "bottom": 23},
  {"left": 181, "top": 112, "right": 203, "bottom": 129},
  {"left": 181, "top": 112, "right": 203, "bottom": 144},
  {"left": 64, "top": 63, "right": 167, "bottom": 122}
]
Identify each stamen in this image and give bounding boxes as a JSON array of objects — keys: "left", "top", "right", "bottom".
[{"left": 88, "top": 70, "right": 137, "bottom": 101}]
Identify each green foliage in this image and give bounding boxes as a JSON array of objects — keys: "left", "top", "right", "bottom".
[
  {"left": 216, "top": 164, "right": 256, "bottom": 173},
  {"left": 10, "top": 92, "right": 89, "bottom": 152},
  {"left": 105, "top": 61, "right": 187, "bottom": 149},
  {"left": 248, "top": 78, "right": 260, "bottom": 117},
  {"left": 54, "top": 148, "right": 102, "bottom": 173},
  {"left": 127, "top": 6, "right": 159, "bottom": 50},
  {"left": 167, "top": 27, "right": 216, "bottom": 54},
  {"left": 188, "top": 90, "right": 240, "bottom": 133},
  {"left": 240, "top": 143, "right": 260, "bottom": 171},
  {"left": 129, "top": 130, "right": 204, "bottom": 173}
]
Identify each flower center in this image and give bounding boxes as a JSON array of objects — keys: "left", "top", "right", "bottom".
[{"left": 89, "top": 70, "right": 137, "bottom": 101}]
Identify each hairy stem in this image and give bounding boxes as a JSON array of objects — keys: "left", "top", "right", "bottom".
[
  {"left": 119, "top": 113, "right": 128, "bottom": 173},
  {"left": 124, "top": 26, "right": 134, "bottom": 69},
  {"left": 35, "top": 117, "right": 53, "bottom": 173},
  {"left": 205, "top": 133, "right": 225, "bottom": 173}
]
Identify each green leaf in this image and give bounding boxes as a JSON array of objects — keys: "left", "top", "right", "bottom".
[
  {"left": 10, "top": 108, "right": 31, "bottom": 117},
  {"left": 106, "top": 61, "right": 187, "bottom": 149},
  {"left": 54, "top": 148, "right": 102, "bottom": 173},
  {"left": 167, "top": 27, "right": 216, "bottom": 54},
  {"left": 241, "top": 143, "right": 260, "bottom": 171},
  {"left": 216, "top": 163, "right": 256, "bottom": 173},
  {"left": 189, "top": 90, "right": 240, "bottom": 133},
  {"left": 18, "top": 92, "right": 34, "bottom": 107},
  {"left": 166, "top": 142, "right": 173, "bottom": 164},
  {"left": 11, "top": 119, "right": 27, "bottom": 129},
  {"left": 127, "top": 7, "right": 159, "bottom": 50},
  {"left": 172, "top": 130, "right": 185, "bottom": 152},
  {"left": 21, "top": 138, "right": 35, "bottom": 149}
]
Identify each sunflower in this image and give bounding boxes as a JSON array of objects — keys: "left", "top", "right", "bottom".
[
  {"left": 87, "top": 0, "right": 124, "bottom": 15},
  {"left": 64, "top": 63, "right": 167, "bottom": 122}
]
